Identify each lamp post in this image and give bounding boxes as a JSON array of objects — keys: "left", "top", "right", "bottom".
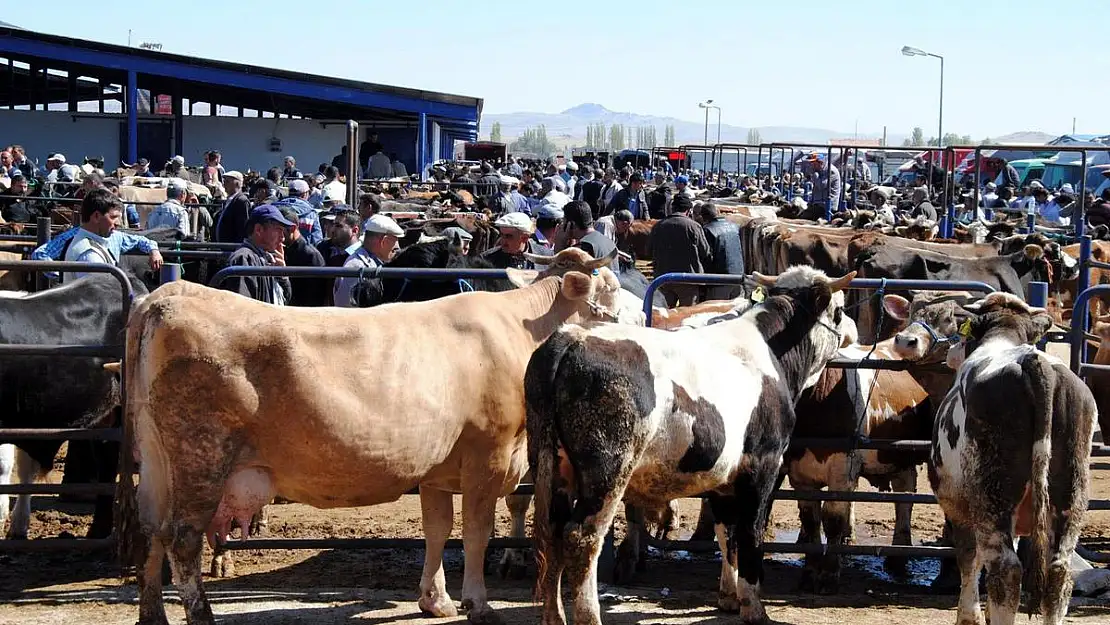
[
  {"left": 901, "top": 46, "right": 943, "bottom": 148},
  {"left": 698, "top": 100, "right": 721, "bottom": 170}
]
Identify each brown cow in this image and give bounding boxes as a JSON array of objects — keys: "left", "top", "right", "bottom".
[
  {"left": 122, "top": 249, "right": 627, "bottom": 625},
  {"left": 1087, "top": 314, "right": 1110, "bottom": 439},
  {"left": 617, "top": 219, "right": 655, "bottom": 261}
]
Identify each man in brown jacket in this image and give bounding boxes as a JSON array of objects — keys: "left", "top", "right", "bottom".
[{"left": 649, "top": 194, "right": 711, "bottom": 307}]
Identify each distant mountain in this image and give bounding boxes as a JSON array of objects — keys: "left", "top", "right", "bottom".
[
  {"left": 992, "top": 131, "right": 1057, "bottom": 145},
  {"left": 484, "top": 103, "right": 904, "bottom": 149}
]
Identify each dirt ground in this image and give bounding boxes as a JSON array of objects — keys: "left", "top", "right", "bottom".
[{"left": 2, "top": 459, "right": 1109, "bottom": 624}]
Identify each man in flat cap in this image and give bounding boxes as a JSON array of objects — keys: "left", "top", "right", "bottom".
[{"left": 334, "top": 214, "right": 405, "bottom": 308}]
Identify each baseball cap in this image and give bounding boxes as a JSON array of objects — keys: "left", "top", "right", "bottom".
[
  {"left": 48, "top": 153, "right": 66, "bottom": 164},
  {"left": 138, "top": 158, "right": 150, "bottom": 166},
  {"left": 224, "top": 170, "right": 244, "bottom": 182},
  {"left": 171, "top": 155, "right": 185, "bottom": 165},
  {"left": 288, "top": 179, "right": 310, "bottom": 194},
  {"left": 168, "top": 178, "right": 190, "bottom": 191},
  {"left": 1059, "top": 183, "right": 1075, "bottom": 196},
  {"left": 675, "top": 174, "right": 689, "bottom": 185},
  {"left": 494, "top": 212, "right": 535, "bottom": 233},
  {"left": 362, "top": 214, "right": 404, "bottom": 237},
  {"left": 537, "top": 204, "right": 564, "bottom": 220},
  {"left": 566, "top": 161, "right": 579, "bottom": 172},
  {"left": 8, "top": 168, "right": 24, "bottom": 179},
  {"left": 248, "top": 204, "right": 296, "bottom": 227}
]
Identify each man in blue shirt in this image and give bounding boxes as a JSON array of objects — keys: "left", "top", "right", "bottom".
[
  {"left": 53, "top": 189, "right": 163, "bottom": 281},
  {"left": 134, "top": 158, "right": 157, "bottom": 178},
  {"left": 275, "top": 179, "right": 323, "bottom": 245}
]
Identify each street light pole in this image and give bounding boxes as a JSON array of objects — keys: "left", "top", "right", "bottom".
[{"left": 901, "top": 46, "right": 944, "bottom": 147}]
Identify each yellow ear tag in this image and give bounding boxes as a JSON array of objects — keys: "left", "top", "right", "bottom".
[
  {"left": 959, "top": 318, "right": 972, "bottom": 338},
  {"left": 751, "top": 287, "right": 766, "bottom": 303}
]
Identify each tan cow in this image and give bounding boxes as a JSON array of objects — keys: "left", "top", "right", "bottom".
[{"left": 121, "top": 249, "right": 625, "bottom": 625}]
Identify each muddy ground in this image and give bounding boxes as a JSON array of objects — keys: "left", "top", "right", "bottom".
[{"left": 1, "top": 460, "right": 1109, "bottom": 624}]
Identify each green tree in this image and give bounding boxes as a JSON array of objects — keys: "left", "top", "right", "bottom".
[
  {"left": 489, "top": 122, "right": 502, "bottom": 143},
  {"left": 910, "top": 127, "right": 925, "bottom": 146},
  {"left": 664, "top": 124, "right": 676, "bottom": 145},
  {"left": 510, "top": 124, "right": 557, "bottom": 156},
  {"left": 982, "top": 137, "right": 995, "bottom": 145},
  {"left": 610, "top": 124, "right": 625, "bottom": 151},
  {"left": 746, "top": 128, "right": 762, "bottom": 145}
]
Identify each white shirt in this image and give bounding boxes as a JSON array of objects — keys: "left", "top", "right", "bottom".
[
  {"left": 146, "top": 199, "right": 192, "bottom": 236},
  {"left": 324, "top": 180, "right": 347, "bottom": 202},
  {"left": 542, "top": 190, "right": 571, "bottom": 209},
  {"left": 392, "top": 160, "right": 408, "bottom": 178}
]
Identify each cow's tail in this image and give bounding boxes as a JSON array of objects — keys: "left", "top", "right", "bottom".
[
  {"left": 524, "top": 330, "right": 580, "bottom": 603},
  {"left": 1023, "top": 353, "right": 1055, "bottom": 615}
]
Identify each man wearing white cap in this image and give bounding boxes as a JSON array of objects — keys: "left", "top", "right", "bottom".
[
  {"left": 44, "top": 153, "right": 66, "bottom": 183},
  {"left": 216, "top": 171, "right": 252, "bottom": 243},
  {"left": 481, "top": 212, "right": 545, "bottom": 269},
  {"left": 333, "top": 214, "right": 404, "bottom": 307},
  {"left": 147, "top": 178, "right": 192, "bottom": 236}
]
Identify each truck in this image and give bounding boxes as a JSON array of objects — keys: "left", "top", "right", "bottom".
[{"left": 462, "top": 141, "right": 508, "bottom": 163}]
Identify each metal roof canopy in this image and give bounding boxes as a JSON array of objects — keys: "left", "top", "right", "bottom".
[{"left": 0, "top": 26, "right": 482, "bottom": 123}]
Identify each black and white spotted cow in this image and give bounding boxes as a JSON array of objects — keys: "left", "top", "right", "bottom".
[
  {"left": 525, "top": 266, "right": 855, "bottom": 625},
  {"left": 932, "top": 292, "right": 1096, "bottom": 625}
]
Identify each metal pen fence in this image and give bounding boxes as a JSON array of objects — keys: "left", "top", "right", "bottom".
[{"left": 0, "top": 260, "right": 134, "bottom": 554}]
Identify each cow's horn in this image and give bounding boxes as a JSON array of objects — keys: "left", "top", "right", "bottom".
[
  {"left": 752, "top": 272, "right": 777, "bottom": 287},
  {"left": 103, "top": 361, "right": 121, "bottom": 373},
  {"left": 522, "top": 252, "right": 556, "bottom": 265},
  {"left": 586, "top": 248, "right": 619, "bottom": 270},
  {"left": 828, "top": 271, "right": 857, "bottom": 293}
]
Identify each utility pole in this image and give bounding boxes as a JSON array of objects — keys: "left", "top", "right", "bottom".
[{"left": 1074, "top": 117, "right": 1077, "bottom": 135}]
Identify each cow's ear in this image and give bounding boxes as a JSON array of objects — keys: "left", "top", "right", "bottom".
[
  {"left": 506, "top": 268, "right": 539, "bottom": 288},
  {"left": 1029, "top": 312, "right": 1055, "bottom": 342},
  {"left": 561, "top": 272, "right": 592, "bottom": 301},
  {"left": 882, "top": 294, "right": 911, "bottom": 321}
]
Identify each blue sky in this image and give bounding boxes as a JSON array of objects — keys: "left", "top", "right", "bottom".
[{"left": 11, "top": 0, "right": 1107, "bottom": 138}]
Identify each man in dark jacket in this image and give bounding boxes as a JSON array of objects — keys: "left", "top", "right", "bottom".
[
  {"left": 580, "top": 168, "right": 605, "bottom": 218},
  {"left": 695, "top": 202, "right": 745, "bottom": 300},
  {"left": 646, "top": 179, "right": 672, "bottom": 219},
  {"left": 218, "top": 205, "right": 294, "bottom": 305},
  {"left": 563, "top": 201, "right": 618, "bottom": 272},
  {"left": 476, "top": 162, "right": 502, "bottom": 198},
  {"left": 607, "top": 172, "right": 647, "bottom": 219},
  {"left": 650, "top": 194, "right": 711, "bottom": 307},
  {"left": 278, "top": 205, "right": 328, "bottom": 306},
  {"left": 215, "top": 171, "right": 252, "bottom": 243}
]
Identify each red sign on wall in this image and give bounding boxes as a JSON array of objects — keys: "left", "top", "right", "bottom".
[{"left": 154, "top": 94, "right": 172, "bottom": 115}]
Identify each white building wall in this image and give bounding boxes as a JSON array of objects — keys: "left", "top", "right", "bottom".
[
  {"left": 181, "top": 117, "right": 348, "bottom": 174},
  {"left": 0, "top": 110, "right": 123, "bottom": 167}
]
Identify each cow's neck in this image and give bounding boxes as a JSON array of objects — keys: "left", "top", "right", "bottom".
[
  {"left": 748, "top": 296, "right": 827, "bottom": 401},
  {"left": 515, "top": 277, "right": 583, "bottom": 346}
]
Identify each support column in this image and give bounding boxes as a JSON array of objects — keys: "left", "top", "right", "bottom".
[
  {"left": 126, "top": 70, "right": 138, "bottom": 164},
  {"left": 172, "top": 91, "right": 184, "bottom": 158},
  {"left": 417, "top": 112, "right": 427, "bottom": 181}
]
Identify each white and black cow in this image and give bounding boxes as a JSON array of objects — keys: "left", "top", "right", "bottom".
[
  {"left": 0, "top": 273, "right": 145, "bottom": 539},
  {"left": 525, "top": 266, "right": 855, "bottom": 625},
  {"left": 932, "top": 292, "right": 1095, "bottom": 625}
]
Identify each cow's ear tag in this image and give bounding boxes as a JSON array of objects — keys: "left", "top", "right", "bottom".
[
  {"left": 959, "top": 318, "right": 972, "bottom": 338},
  {"left": 751, "top": 287, "right": 766, "bottom": 303}
]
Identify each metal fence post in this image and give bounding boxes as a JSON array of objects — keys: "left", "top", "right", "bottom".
[
  {"left": 160, "top": 263, "right": 182, "bottom": 284},
  {"left": 34, "top": 216, "right": 52, "bottom": 291},
  {"left": 1028, "top": 281, "right": 1048, "bottom": 350}
]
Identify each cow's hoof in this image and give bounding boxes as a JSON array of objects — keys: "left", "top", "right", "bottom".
[
  {"left": 462, "top": 600, "right": 503, "bottom": 625},
  {"left": 419, "top": 594, "right": 458, "bottom": 618},
  {"left": 5, "top": 531, "right": 27, "bottom": 540},
  {"left": 612, "top": 553, "right": 638, "bottom": 586},
  {"left": 717, "top": 592, "right": 741, "bottom": 613}
]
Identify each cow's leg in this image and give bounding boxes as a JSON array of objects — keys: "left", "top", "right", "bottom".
[
  {"left": 790, "top": 472, "right": 823, "bottom": 593},
  {"left": 0, "top": 444, "right": 13, "bottom": 532},
  {"left": 978, "top": 529, "right": 1020, "bottom": 625},
  {"left": 885, "top": 467, "right": 918, "bottom": 575},
  {"left": 168, "top": 522, "right": 215, "bottom": 625},
  {"left": 710, "top": 495, "right": 741, "bottom": 613},
  {"left": 564, "top": 485, "right": 629, "bottom": 625},
  {"left": 87, "top": 440, "right": 120, "bottom": 539},
  {"left": 460, "top": 475, "right": 504, "bottom": 625},
  {"left": 498, "top": 493, "right": 531, "bottom": 580},
  {"left": 952, "top": 524, "right": 984, "bottom": 625},
  {"left": 613, "top": 503, "right": 642, "bottom": 584},
  {"left": 7, "top": 447, "right": 39, "bottom": 540},
  {"left": 417, "top": 486, "right": 457, "bottom": 618},
  {"left": 817, "top": 471, "right": 856, "bottom": 594},
  {"left": 137, "top": 532, "right": 170, "bottom": 625},
  {"left": 731, "top": 458, "right": 781, "bottom": 625},
  {"left": 690, "top": 498, "right": 716, "bottom": 540},
  {"left": 932, "top": 519, "right": 961, "bottom": 593}
]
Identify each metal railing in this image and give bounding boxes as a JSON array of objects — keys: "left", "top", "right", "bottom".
[{"left": 0, "top": 260, "right": 135, "bottom": 553}]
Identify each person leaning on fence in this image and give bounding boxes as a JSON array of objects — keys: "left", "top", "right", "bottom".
[
  {"left": 481, "top": 212, "right": 546, "bottom": 270},
  {"left": 333, "top": 214, "right": 404, "bottom": 308},
  {"left": 61, "top": 188, "right": 164, "bottom": 282},
  {"left": 146, "top": 178, "right": 193, "bottom": 236},
  {"left": 219, "top": 204, "right": 294, "bottom": 305},
  {"left": 533, "top": 204, "right": 563, "bottom": 255},
  {"left": 650, "top": 194, "right": 711, "bottom": 307},
  {"left": 694, "top": 202, "right": 746, "bottom": 301}
]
